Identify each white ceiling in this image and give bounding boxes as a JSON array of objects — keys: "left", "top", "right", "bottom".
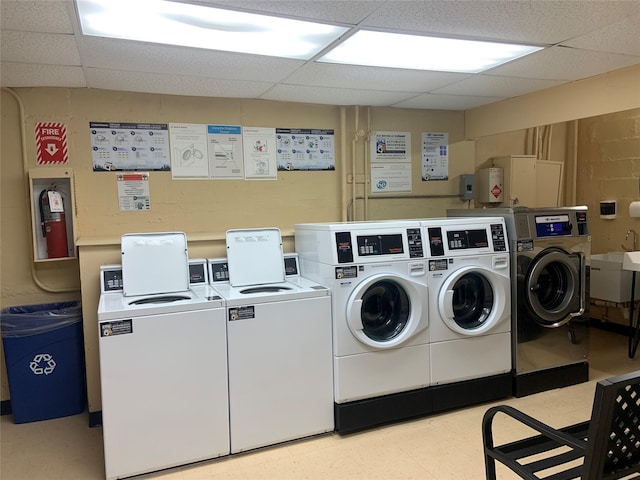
[{"left": 2, "top": 0, "right": 639, "bottom": 110}]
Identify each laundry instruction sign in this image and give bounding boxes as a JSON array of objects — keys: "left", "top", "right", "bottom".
[{"left": 36, "top": 122, "right": 68, "bottom": 165}]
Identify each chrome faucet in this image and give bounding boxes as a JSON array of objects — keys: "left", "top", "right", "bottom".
[{"left": 623, "top": 229, "right": 639, "bottom": 252}]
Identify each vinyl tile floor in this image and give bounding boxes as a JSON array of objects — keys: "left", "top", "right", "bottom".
[{"left": 2, "top": 326, "right": 639, "bottom": 480}]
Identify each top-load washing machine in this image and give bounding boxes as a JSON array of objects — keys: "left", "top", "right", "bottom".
[
  {"left": 98, "top": 233, "right": 230, "bottom": 480},
  {"left": 422, "top": 217, "right": 512, "bottom": 411},
  {"left": 208, "top": 229, "right": 334, "bottom": 454},
  {"left": 295, "top": 221, "right": 430, "bottom": 433},
  {"left": 448, "top": 207, "right": 590, "bottom": 397}
]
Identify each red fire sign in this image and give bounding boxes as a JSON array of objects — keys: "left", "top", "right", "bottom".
[
  {"left": 36, "top": 123, "right": 68, "bottom": 165},
  {"left": 491, "top": 185, "right": 502, "bottom": 198}
]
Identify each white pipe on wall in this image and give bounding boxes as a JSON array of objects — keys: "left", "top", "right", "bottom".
[{"left": 1, "top": 87, "right": 79, "bottom": 294}]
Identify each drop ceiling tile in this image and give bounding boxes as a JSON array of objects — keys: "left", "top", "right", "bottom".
[
  {"left": 0, "top": 0, "right": 74, "bottom": 34},
  {"left": 0, "top": 62, "right": 86, "bottom": 87},
  {"left": 283, "top": 63, "right": 472, "bottom": 92},
  {"left": 78, "top": 37, "right": 305, "bottom": 83},
  {"left": 393, "top": 93, "right": 503, "bottom": 110},
  {"left": 360, "top": 0, "right": 640, "bottom": 44},
  {"left": 2, "top": 31, "right": 81, "bottom": 65},
  {"left": 261, "top": 84, "right": 418, "bottom": 107},
  {"left": 200, "top": 0, "right": 385, "bottom": 24},
  {"left": 486, "top": 45, "right": 640, "bottom": 81},
  {"left": 431, "top": 74, "right": 566, "bottom": 98},
  {"left": 85, "top": 68, "right": 274, "bottom": 98},
  {"left": 562, "top": 14, "right": 640, "bottom": 57}
]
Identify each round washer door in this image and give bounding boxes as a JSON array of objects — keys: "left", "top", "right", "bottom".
[
  {"left": 525, "top": 248, "right": 583, "bottom": 327},
  {"left": 346, "top": 273, "right": 425, "bottom": 349},
  {"left": 438, "top": 266, "right": 509, "bottom": 336}
]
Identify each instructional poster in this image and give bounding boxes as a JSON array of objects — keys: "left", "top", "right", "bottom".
[
  {"left": 117, "top": 173, "right": 151, "bottom": 211},
  {"left": 370, "top": 131, "right": 412, "bottom": 193},
  {"left": 90, "top": 122, "right": 169, "bottom": 172},
  {"left": 371, "top": 131, "right": 411, "bottom": 162},
  {"left": 207, "top": 125, "right": 244, "bottom": 179},
  {"left": 371, "top": 163, "right": 412, "bottom": 193},
  {"left": 169, "top": 123, "right": 209, "bottom": 178},
  {"left": 242, "top": 127, "right": 277, "bottom": 180},
  {"left": 422, "top": 132, "right": 449, "bottom": 181},
  {"left": 276, "top": 128, "right": 335, "bottom": 171}
]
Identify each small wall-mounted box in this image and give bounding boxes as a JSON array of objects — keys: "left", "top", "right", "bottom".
[
  {"left": 600, "top": 200, "right": 616, "bottom": 219},
  {"left": 459, "top": 174, "right": 475, "bottom": 200}
]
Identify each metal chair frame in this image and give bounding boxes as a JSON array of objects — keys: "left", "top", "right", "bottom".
[{"left": 482, "top": 370, "right": 640, "bottom": 479}]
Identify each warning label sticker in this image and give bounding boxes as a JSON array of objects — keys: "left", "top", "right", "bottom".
[
  {"left": 229, "top": 306, "right": 255, "bottom": 321},
  {"left": 429, "top": 259, "right": 449, "bottom": 271},
  {"left": 100, "top": 319, "right": 133, "bottom": 337},
  {"left": 335, "top": 266, "right": 357, "bottom": 279}
]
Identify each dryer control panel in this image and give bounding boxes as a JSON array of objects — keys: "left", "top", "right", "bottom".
[
  {"left": 336, "top": 227, "right": 424, "bottom": 263},
  {"left": 424, "top": 220, "right": 507, "bottom": 257}
]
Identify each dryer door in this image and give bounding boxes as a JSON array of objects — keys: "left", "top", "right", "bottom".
[
  {"left": 438, "top": 266, "right": 510, "bottom": 336},
  {"left": 346, "top": 274, "right": 426, "bottom": 349},
  {"left": 524, "top": 247, "right": 584, "bottom": 327}
]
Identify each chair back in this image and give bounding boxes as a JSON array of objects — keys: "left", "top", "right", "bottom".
[{"left": 584, "top": 370, "right": 640, "bottom": 479}]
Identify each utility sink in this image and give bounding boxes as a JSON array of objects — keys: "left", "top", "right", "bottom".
[
  {"left": 591, "top": 252, "right": 640, "bottom": 303},
  {"left": 623, "top": 251, "right": 640, "bottom": 272}
]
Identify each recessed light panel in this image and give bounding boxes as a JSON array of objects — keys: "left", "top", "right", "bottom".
[
  {"left": 76, "top": 0, "right": 349, "bottom": 60},
  {"left": 318, "top": 30, "right": 544, "bottom": 73}
]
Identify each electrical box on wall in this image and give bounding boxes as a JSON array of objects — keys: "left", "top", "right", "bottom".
[
  {"left": 477, "top": 167, "right": 504, "bottom": 203},
  {"left": 29, "top": 168, "right": 76, "bottom": 262},
  {"left": 600, "top": 201, "right": 616, "bottom": 219},
  {"left": 459, "top": 174, "right": 475, "bottom": 200}
]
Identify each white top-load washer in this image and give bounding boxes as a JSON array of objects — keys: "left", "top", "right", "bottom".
[
  {"left": 208, "top": 228, "right": 333, "bottom": 454},
  {"left": 98, "top": 233, "right": 229, "bottom": 480},
  {"left": 294, "top": 221, "right": 429, "bottom": 405},
  {"left": 421, "top": 218, "right": 511, "bottom": 386}
]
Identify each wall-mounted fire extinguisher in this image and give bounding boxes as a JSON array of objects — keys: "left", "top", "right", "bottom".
[{"left": 39, "top": 188, "right": 68, "bottom": 258}]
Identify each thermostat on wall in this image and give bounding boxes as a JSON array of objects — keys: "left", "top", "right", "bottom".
[{"left": 600, "top": 200, "right": 616, "bottom": 219}]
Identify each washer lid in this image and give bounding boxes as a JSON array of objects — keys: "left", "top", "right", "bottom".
[
  {"left": 121, "top": 232, "right": 189, "bottom": 296},
  {"left": 226, "top": 228, "right": 285, "bottom": 287}
]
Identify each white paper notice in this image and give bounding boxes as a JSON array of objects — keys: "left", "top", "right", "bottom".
[
  {"left": 371, "top": 131, "right": 411, "bottom": 162},
  {"left": 371, "top": 163, "right": 412, "bottom": 193},
  {"left": 242, "top": 127, "right": 277, "bottom": 180},
  {"left": 422, "top": 132, "right": 449, "bottom": 181},
  {"left": 207, "top": 125, "right": 244, "bottom": 179},
  {"left": 169, "top": 123, "right": 209, "bottom": 178},
  {"left": 117, "top": 173, "right": 150, "bottom": 211}
]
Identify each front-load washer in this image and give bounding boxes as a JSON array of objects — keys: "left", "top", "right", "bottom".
[
  {"left": 422, "top": 217, "right": 512, "bottom": 412},
  {"left": 208, "top": 229, "right": 333, "bottom": 454},
  {"left": 448, "top": 207, "right": 590, "bottom": 397},
  {"left": 295, "top": 221, "right": 430, "bottom": 433},
  {"left": 98, "top": 240, "right": 230, "bottom": 480}
]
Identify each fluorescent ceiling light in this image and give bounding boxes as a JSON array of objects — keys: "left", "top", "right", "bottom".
[
  {"left": 76, "top": 0, "right": 348, "bottom": 59},
  {"left": 318, "top": 30, "right": 543, "bottom": 73}
]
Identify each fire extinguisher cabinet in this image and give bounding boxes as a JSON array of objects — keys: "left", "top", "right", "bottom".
[{"left": 29, "top": 168, "right": 76, "bottom": 261}]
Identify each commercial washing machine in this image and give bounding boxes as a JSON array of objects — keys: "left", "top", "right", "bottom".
[
  {"left": 208, "top": 229, "right": 334, "bottom": 454},
  {"left": 422, "top": 217, "right": 512, "bottom": 412},
  {"left": 295, "top": 221, "right": 430, "bottom": 433},
  {"left": 98, "top": 234, "right": 230, "bottom": 480},
  {"left": 448, "top": 207, "right": 590, "bottom": 397}
]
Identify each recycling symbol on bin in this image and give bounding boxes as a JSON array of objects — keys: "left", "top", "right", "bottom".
[{"left": 29, "top": 353, "right": 56, "bottom": 375}]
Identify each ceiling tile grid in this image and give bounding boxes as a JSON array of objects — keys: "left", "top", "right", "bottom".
[{"left": 1, "top": 0, "right": 639, "bottom": 110}]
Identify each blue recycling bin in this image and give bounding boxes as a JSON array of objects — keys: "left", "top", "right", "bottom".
[{"left": 1, "top": 301, "right": 86, "bottom": 423}]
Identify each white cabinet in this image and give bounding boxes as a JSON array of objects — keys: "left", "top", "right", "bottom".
[
  {"left": 487, "top": 156, "right": 563, "bottom": 208},
  {"left": 491, "top": 155, "right": 537, "bottom": 207}
]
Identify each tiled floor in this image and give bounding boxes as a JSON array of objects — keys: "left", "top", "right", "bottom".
[{"left": 2, "top": 327, "right": 639, "bottom": 480}]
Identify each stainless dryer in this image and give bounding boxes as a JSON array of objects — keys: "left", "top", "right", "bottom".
[{"left": 448, "top": 206, "right": 590, "bottom": 397}]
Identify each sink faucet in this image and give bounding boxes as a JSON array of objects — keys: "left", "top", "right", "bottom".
[{"left": 623, "top": 229, "right": 639, "bottom": 251}]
